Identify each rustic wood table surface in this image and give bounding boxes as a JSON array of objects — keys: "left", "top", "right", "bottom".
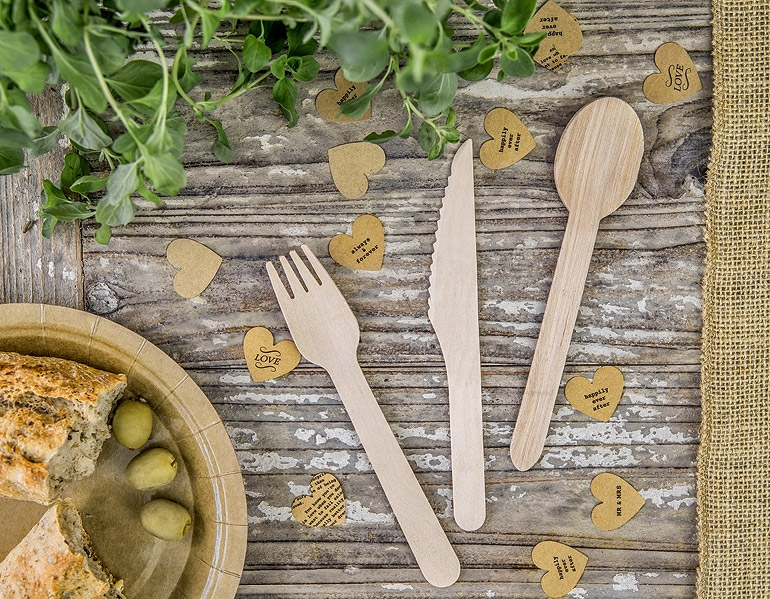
[{"left": 0, "top": 2, "right": 711, "bottom": 597}]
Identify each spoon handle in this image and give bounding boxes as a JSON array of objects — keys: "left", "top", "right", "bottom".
[{"left": 510, "top": 211, "right": 600, "bottom": 471}]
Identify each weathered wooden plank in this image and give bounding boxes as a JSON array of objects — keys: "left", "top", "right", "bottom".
[{"left": 0, "top": 89, "right": 82, "bottom": 307}]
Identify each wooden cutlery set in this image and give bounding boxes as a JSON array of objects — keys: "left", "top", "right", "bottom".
[{"left": 265, "top": 97, "right": 645, "bottom": 587}]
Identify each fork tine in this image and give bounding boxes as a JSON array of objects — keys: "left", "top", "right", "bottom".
[
  {"left": 279, "top": 255, "right": 306, "bottom": 296},
  {"left": 265, "top": 261, "right": 292, "bottom": 311},
  {"left": 290, "top": 250, "right": 320, "bottom": 288},
  {"left": 300, "top": 244, "right": 334, "bottom": 286}
]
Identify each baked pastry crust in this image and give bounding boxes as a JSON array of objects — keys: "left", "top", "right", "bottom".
[
  {"left": 0, "top": 500, "right": 124, "bottom": 599},
  {"left": 0, "top": 352, "right": 127, "bottom": 504}
]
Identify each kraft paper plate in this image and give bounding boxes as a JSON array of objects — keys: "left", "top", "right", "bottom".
[{"left": 0, "top": 303, "right": 247, "bottom": 599}]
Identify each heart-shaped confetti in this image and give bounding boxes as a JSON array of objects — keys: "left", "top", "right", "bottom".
[
  {"left": 166, "top": 239, "right": 222, "bottom": 299},
  {"left": 243, "top": 326, "right": 301, "bottom": 383},
  {"left": 564, "top": 366, "right": 624, "bottom": 422},
  {"left": 643, "top": 42, "right": 702, "bottom": 104},
  {"left": 532, "top": 541, "right": 588, "bottom": 598},
  {"left": 315, "top": 69, "right": 371, "bottom": 122},
  {"left": 524, "top": 1, "right": 583, "bottom": 70},
  {"left": 328, "top": 142, "right": 386, "bottom": 199},
  {"left": 591, "top": 472, "right": 646, "bottom": 531},
  {"left": 328, "top": 214, "right": 385, "bottom": 271},
  {"left": 291, "top": 472, "right": 346, "bottom": 527},
  {"left": 479, "top": 107, "right": 536, "bottom": 170}
]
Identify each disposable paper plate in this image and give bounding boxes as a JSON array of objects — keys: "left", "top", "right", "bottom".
[{"left": 0, "top": 303, "right": 247, "bottom": 599}]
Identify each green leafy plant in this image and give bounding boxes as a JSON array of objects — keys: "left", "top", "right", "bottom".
[{"left": 0, "top": 0, "right": 544, "bottom": 241}]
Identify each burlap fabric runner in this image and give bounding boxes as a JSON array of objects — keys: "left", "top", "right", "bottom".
[{"left": 698, "top": 1, "right": 770, "bottom": 596}]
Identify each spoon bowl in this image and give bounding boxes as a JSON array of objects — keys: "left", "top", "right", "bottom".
[{"left": 554, "top": 96, "right": 644, "bottom": 218}]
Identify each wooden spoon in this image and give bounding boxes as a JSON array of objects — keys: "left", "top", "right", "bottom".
[{"left": 510, "top": 97, "right": 644, "bottom": 471}]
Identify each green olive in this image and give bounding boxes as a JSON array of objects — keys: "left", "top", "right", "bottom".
[
  {"left": 112, "top": 400, "right": 153, "bottom": 449},
  {"left": 140, "top": 499, "right": 192, "bottom": 541},
  {"left": 126, "top": 447, "right": 178, "bottom": 491}
]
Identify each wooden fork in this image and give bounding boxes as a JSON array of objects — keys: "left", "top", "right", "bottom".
[{"left": 265, "top": 244, "right": 461, "bottom": 588}]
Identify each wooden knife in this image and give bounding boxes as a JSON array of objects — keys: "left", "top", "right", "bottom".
[{"left": 427, "top": 139, "right": 486, "bottom": 531}]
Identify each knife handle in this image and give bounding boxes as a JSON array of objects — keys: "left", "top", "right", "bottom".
[{"left": 447, "top": 358, "right": 486, "bottom": 531}]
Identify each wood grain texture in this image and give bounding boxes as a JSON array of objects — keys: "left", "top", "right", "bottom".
[
  {"left": 0, "top": 1, "right": 710, "bottom": 597},
  {"left": 265, "top": 245, "right": 460, "bottom": 587},
  {"left": 0, "top": 89, "right": 82, "bottom": 308},
  {"left": 428, "top": 139, "right": 485, "bottom": 531},
  {"left": 510, "top": 98, "right": 644, "bottom": 470}
]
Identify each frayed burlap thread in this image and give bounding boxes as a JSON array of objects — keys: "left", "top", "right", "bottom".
[{"left": 699, "top": 1, "right": 770, "bottom": 597}]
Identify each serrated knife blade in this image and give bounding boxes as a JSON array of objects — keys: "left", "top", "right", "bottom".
[{"left": 427, "top": 139, "right": 485, "bottom": 532}]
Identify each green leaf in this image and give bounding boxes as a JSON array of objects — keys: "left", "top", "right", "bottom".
[
  {"left": 501, "top": 0, "right": 538, "bottom": 34},
  {"left": 200, "top": 11, "right": 221, "bottom": 48},
  {"left": 6, "top": 105, "right": 42, "bottom": 138},
  {"left": 29, "top": 126, "right": 60, "bottom": 159},
  {"left": 71, "top": 174, "right": 108, "bottom": 194},
  {"left": 142, "top": 153, "right": 186, "bottom": 196},
  {"left": 514, "top": 31, "right": 547, "bottom": 48},
  {"left": 445, "top": 107, "right": 457, "bottom": 128},
  {"left": 95, "top": 162, "right": 139, "bottom": 226},
  {"left": 177, "top": 53, "right": 203, "bottom": 93},
  {"left": 59, "top": 107, "right": 111, "bottom": 152},
  {"left": 116, "top": 0, "right": 169, "bottom": 11},
  {"left": 0, "top": 146, "right": 24, "bottom": 175},
  {"left": 61, "top": 152, "right": 90, "bottom": 190},
  {"left": 40, "top": 201, "right": 94, "bottom": 221},
  {"left": 41, "top": 216, "right": 58, "bottom": 238},
  {"left": 338, "top": 78, "right": 383, "bottom": 119},
  {"left": 364, "top": 130, "right": 397, "bottom": 144},
  {"left": 270, "top": 54, "right": 288, "bottom": 79},
  {"left": 478, "top": 44, "right": 499, "bottom": 64},
  {"left": 243, "top": 35, "right": 271, "bottom": 72},
  {"left": 500, "top": 47, "right": 535, "bottom": 77},
  {"left": 109, "top": 60, "right": 164, "bottom": 101},
  {"left": 51, "top": 48, "right": 107, "bottom": 113},
  {"left": 88, "top": 34, "right": 130, "bottom": 76},
  {"left": 418, "top": 72, "right": 457, "bottom": 116},
  {"left": 400, "top": 3, "right": 437, "bottom": 46},
  {"left": 272, "top": 77, "right": 298, "bottom": 127},
  {"left": 288, "top": 56, "right": 319, "bottom": 82},
  {"left": 417, "top": 121, "right": 437, "bottom": 154},
  {"left": 4, "top": 62, "right": 51, "bottom": 94},
  {"left": 52, "top": 0, "right": 84, "bottom": 47},
  {"left": 209, "top": 119, "right": 233, "bottom": 163},
  {"left": 287, "top": 23, "right": 318, "bottom": 57},
  {"left": 443, "top": 128, "right": 461, "bottom": 143},
  {"left": 0, "top": 31, "right": 38, "bottom": 71},
  {"left": 427, "top": 139, "right": 445, "bottom": 160},
  {"left": 328, "top": 30, "right": 389, "bottom": 82},
  {"left": 459, "top": 59, "right": 494, "bottom": 81},
  {"left": 447, "top": 37, "right": 485, "bottom": 73},
  {"left": 94, "top": 224, "right": 111, "bottom": 244},
  {"left": 42, "top": 179, "right": 67, "bottom": 206},
  {"left": 136, "top": 178, "right": 162, "bottom": 204}
]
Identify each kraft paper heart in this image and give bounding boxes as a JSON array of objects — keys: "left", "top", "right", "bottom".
[
  {"left": 564, "top": 365, "right": 624, "bottom": 422},
  {"left": 643, "top": 42, "right": 702, "bottom": 104},
  {"left": 291, "top": 472, "right": 346, "bottom": 527},
  {"left": 532, "top": 541, "right": 588, "bottom": 598},
  {"left": 315, "top": 69, "right": 371, "bottom": 122},
  {"left": 591, "top": 473, "right": 646, "bottom": 531},
  {"left": 166, "top": 239, "right": 222, "bottom": 299},
  {"left": 328, "top": 214, "right": 385, "bottom": 271},
  {"left": 524, "top": 1, "right": 583, "bottom": 70},
  {"left": 479, "top": 108, "right": 536, "bottom": 170},
  {"left": 243, "top": 326, "right": 301, "bottom": 383},
  {"left": 328, "top": 142, "right": 386, "bottom": 199}
]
